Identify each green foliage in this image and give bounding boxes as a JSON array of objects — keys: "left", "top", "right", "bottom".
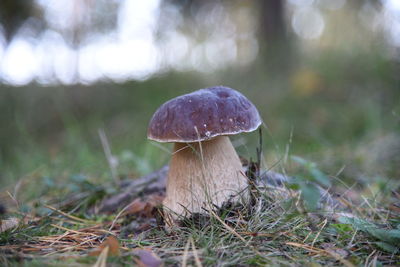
[
  {"left": 330, "top": 223, "right": 354, "bottom": 240},
  {"left": 291, "top": 156, "right": 331, "bottom": 187},
  {"left": 287, "top": 156, "right": 331, "bottom": 212},
  {"left": 339, "top": 216, "right": 400, "bottom": 253},
  {"left": 299, "top": 181, "right": 321, "bottom": 211}
]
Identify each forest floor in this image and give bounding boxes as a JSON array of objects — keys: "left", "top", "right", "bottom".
[{"left": 1, "top": 144, "right": 399, "bottom": 266}]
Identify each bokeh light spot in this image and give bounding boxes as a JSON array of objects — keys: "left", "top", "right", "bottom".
[{"left": 292, "top": 7, "right": 325, "bottom": 40}]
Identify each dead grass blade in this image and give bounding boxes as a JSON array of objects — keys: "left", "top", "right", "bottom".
[
  {"left": 50, "top": 224, "right": 99, "bottom": 237},
  {"left": 98, "top": 128, "right": 119, "bottom": 185},
  {"left": 312, "top": 218, "right": 327, "bottom": 247},
  {"left": 181, "top": 237, "right": 191, "bottom": 267},
  {"left": 109, "top": 202, "right": 134, "bottom": 231},
  {"left": 93, "top": 245, "right": 109, "bottom": 267},
  {"left": 44, "top": 204, "right": 95, "bottom": 224},
  {"left": 190, "top": 237, "right": 203, "bottom": 267},
  {"left": 208, "top": 209, "right": 246, "bottom": 243},
  {"left": 286, "top": 242, "right": 355, "bottom": 267}
]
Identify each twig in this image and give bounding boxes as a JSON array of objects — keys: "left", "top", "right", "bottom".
[{"left": 256, "top": 127, "right": 262, "bottom": 177}]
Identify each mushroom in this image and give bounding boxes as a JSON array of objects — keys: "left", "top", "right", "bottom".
[{"left": 147, "top": 86, "right": 261, "bottom": 224}]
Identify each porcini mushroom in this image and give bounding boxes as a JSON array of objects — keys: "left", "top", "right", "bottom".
[{"left": 147, "top": 86, "right": 261, "bottom": 224}]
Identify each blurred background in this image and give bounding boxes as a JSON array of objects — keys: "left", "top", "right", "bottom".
[{"left": 0, "top": 0, "right": 399, "bottom": 189}]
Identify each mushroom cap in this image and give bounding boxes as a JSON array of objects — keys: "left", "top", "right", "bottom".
[{"left": 148, "top": 86, "right": 262, "bottom": 143}]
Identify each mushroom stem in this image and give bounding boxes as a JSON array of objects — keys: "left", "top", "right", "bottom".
[{"left": 163, "top": 136, "right": 248, "bottom": 223}]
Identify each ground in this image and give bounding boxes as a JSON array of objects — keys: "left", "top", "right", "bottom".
[{"left": 1, "top": 140, "right": 399, "bottom": 266}]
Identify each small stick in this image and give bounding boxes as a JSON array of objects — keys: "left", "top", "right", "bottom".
[{"left": 256, "top": 127, "right": 262, "bottom": 178}]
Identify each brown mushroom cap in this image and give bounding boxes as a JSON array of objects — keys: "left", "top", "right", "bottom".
[{"left": 148, "top": 86, "right": 262, "bottom": 143}]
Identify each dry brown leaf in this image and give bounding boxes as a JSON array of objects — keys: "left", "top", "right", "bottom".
[
  {"left": 147, "top": 194, "right": 165, "bottom": 205},
  {"left": 142, "top": 203, "right": 156, "bottom": 218},
  {"left": 89, "top": 235, "right": 120, "bottom": 256},
  {"left": 133, "top": 248, "right": 162, "bottom": 267},
  {"left": 124, "top": 199, "right": 147, "bottom": 216},
  {"left": 0, "top": 217, "right": 19, "bottom": 232},
  {"left": 124, "top": 193, "right": 165, "bottom": 218}
]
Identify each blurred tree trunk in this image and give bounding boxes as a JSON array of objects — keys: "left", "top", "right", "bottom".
[
  {"left": 258, "top": 0, "right": 287, "bottom": 45},
  {"left": 256, "top": 0, "right": 293, "bottom": 73},
  {"left": 0, "top": 0, "right": 34, "bottom": 41}
]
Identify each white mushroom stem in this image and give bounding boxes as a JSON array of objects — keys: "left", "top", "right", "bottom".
[{"left": 163, "top": 135, "right": 249, "bottom": 224}]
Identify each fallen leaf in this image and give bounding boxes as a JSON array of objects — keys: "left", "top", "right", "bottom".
[
  {"left": 0, "top": 217, "right": 19, "bottom": 232},
  {"left": 124, "top": 193, "right": 165, "bottom": 218},
  {"left": 133, "top": 248, "right": 162, "bottom": 267},
  {"left": 339, "top": 216, "right": 400, "bottom": 246},
  {"left": 375, "top": 242, "right": 399, "bottom": 253},
  {"left": 147, "top": 193, "right": 165, "bottom": 205},
  {"left": 124, "top": 199, "right": 147, "bottom": 215},
  {"left": 89, "top": 235, "right": 120, "bottom": 256}
]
